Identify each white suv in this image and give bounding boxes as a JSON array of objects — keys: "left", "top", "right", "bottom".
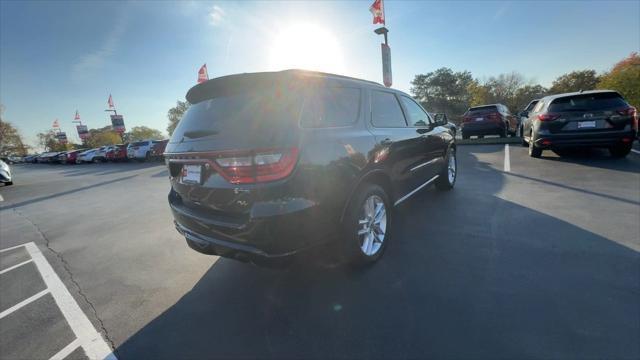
[{"left": 127, "top": 140, "right": 157, "bottom": 161}]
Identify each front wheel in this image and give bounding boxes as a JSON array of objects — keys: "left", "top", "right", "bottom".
[
  {"left": 435, "top": 148, "right": 456, "bottom": 191},
  {"left": 609, "top": 144, "right": 632, "bottom": 158},
  {"left": 343, "top": 183, "right": 390, "bottom": 266}
]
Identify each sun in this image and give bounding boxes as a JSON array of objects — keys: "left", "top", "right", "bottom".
[{"left": 268, "top": 23, "right": 346, "bottom": 74}]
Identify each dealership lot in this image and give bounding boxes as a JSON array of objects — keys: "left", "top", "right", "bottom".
[{"left": 0, "top": 144, "right": 639, "bottom": 359}]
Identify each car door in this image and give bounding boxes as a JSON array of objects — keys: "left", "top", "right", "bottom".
[
  {"left": 367, "top": 89, "right": 427, "bottom": 199},
  {"left": 524, "top": 100, "right": 545, "bottom": 137},
  {"left": 398, "top": 95, "right": 444, "bottom": 181}
]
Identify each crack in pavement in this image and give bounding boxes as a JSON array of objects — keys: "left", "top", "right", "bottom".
[{"left": 10, "top": 206, "right": 120, "bottom": 358}]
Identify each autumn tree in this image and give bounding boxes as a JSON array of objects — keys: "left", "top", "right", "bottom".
[
  {"left": 167, "top": 100, "right": 189, "bottom": 136},
  {"left": 411, "top": 68, "right": 475, "bottom": 120},
  {"left": 549, "top": 70, "right": 599, "bottom": 94},
  {"left": 598, "top": 52, "right": 640, "bottom": 109},
  {"left": 0, "top": 106, "right": 30, "bottom": 156},
  {"left": 124, "top": 126, "right": 163, "bottom": 142}
]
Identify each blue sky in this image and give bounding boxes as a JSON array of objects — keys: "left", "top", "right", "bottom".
[{"left": 1, "top": 0, "right": 639, "bottom": 147}]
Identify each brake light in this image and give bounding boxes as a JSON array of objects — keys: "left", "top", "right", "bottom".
[
  {"left": 538, "top": 113, "right": 560, "bottom": 121},
  {"left": 617, "top": 107, "right": 637, "bottom": 130},
  {"left": 487, "top": 112, "right": 501, "bottom": 122},
  {"left": 462, "top": 116, "right": 472, "bottom": 123},
  {"left": 213, "top": 147, "right": 299, "bottom": 184}
]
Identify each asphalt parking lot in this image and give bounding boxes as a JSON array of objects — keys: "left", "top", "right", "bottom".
[{"left": 1, "top": 144, "right": 639, "bottom": 359}]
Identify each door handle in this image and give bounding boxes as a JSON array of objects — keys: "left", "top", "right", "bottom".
[{"left": 381, "top": 138, "right": 393, "bottom": 146}]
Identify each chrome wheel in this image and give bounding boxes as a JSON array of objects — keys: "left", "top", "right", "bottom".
[
  {"left": 447, "top": 150, "right": 456, "bottom": 184},
  {"left": 357, "top": 195, "right": 387, "bottom": 256}
]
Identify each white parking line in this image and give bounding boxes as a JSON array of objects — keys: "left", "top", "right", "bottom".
[
  {"left": 504, "top": 144, "right": 511, "bottom": 172},
  {"left": 0, "top": 289, "right": 49, "bottom": 319},
  {"left": 0, "top": 193, "right": 4, "bottom": 201},
  {"left": 49, "top": 339, "right": 80, "bottom": 360},
  {"left": 0, "top": 243, "right": 28, "bottom": 253},
  {"left": 24, "top": 243, "right": 117, "bottom": 360},
  {"left": 0, "top": 259, "right": 33, "bottom": 275},
  {"left": 631, "top": 149, "right": 640, "bottom": 155}
]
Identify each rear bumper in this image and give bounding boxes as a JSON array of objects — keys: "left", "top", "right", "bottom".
[
  {"left": 534, "top": 130, "right": 635, "bottom": 149},
  {"left": 169, "top": 189, "right": 337, "bottom": 261},
  {"left": 461, "top": 122, "right": 505, "bottom": 136}
]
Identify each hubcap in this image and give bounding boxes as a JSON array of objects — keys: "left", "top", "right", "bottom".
[
  {"left": 357, "top": 195, "right": 387, "bottom": 256},
  {"left": 448, "top": 151, "right": 456, "bottom": 184}
]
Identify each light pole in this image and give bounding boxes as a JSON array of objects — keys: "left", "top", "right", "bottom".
[{"left": 374, "top": 26, "right": 392, "bottom": 88}]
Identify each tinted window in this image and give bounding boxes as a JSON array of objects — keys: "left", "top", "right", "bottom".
[
  {"left": 400, "top": 96, "right": 431, "bottom": 126},
  {"left": 300, "top": 87, "right": 360, "bottom": 128},
  {"left": 131, "top": 141, "right": 148, "bottom": 147},
  {"left": 525, "top": 100, "right": 539, "bottom": 111},
  {"left": 371, "top": 91, "right": 407, "bottom": 127},
  {"left": 468, "top": 105, "right": 498, "bottom": 115},
  {"left": 548, "top": 92, "right": 628, "bottom": 112},
  {"left": 172, "top": 89, "right": 302, "bottom": 141}
]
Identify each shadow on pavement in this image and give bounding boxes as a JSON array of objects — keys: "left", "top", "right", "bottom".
[
  {"left": 115, "top": 147, "right": 639, "bottom": 359},
  {"left": 542, "top": 147, "right": 640, "bottom": 173}
]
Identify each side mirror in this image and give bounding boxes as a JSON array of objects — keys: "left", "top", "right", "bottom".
[
  {"left": 433, "top": 113, "right": 448, "bottom": 126},
  {"left": 520, "top": 111, "right": 529, "bottom": 117}
]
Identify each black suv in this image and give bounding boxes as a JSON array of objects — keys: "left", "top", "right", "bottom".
[
  {"left": 165, "top": 70, "right": 457, "bottom": 266},
  {"left": 521, "top": 90, "right": 636, "bottom": 158}
]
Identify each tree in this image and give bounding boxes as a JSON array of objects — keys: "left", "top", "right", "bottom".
[
  {"left": 125, "top": 126, "right": 163, "bottom": 142},
  {"left": 36, "top": 130, "right": 69, "bottom": 152},
  {"left": 512, "top": 84, "right": 548, "bottom": 112},
  {"left": 598, "top": 52, "right": 640, "bottom": 110},
  {"left": 467, "top": 80, "right": 491, "bottom": 107},
  {"left": 483, "top": 72, "right": 526, "bottom": 110},
  {"left": 549, "top": 70, "right": 599, "bottom": 94},
  {"left": 0, "top": 107, "right": 30, "bottom": 156},
  {"left": 411, "top": 68, "right": 475, "bottom": 120},
  {"left": 167, "top": 100, "right": 189, "bottom": 136}
]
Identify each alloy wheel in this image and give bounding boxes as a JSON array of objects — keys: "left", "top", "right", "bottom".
[{"left": 357, "top": 195, "right": 387, "bottom": 256}]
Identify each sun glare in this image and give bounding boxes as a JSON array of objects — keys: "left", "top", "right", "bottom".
[{"left": 269, "top": 23, "right": 346, "bottom": 74}]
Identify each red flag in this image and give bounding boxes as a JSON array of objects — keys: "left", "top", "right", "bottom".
[
  {"left": 369, "top": 0, "right": 385, "bottom": 25},
  {"left": 197, "top": 64, "right": 209, "bottom": 84},
  {"left": 74, "top": 110, "right": 80, "bottom": 120},
  {"left": 52, "top": 119, "right": 60, "bottom": 128},
  {"left": 108, "top": 94, "right": 115, "bottom": 109}
]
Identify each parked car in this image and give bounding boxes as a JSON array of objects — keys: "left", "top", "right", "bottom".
[
  {"left": 430, "top": 113, "right": 457, "bottom": 137},
  {"left": 37, "top": 152, "right": 62, "bottom": 163},
  {"left": 0, "top": 159, "right": 12, "bottom": 186},
  {"left": 24, "top": 154, "right": 39, "bottom": 163},
  {"left": 165, "top": 70, "right": 457, "bottom": 267},
  {"left": 2, "top": 155, "right": 24, "bottom": 164},
  {"left": 516, "top": 99, "right": 540, "bottom": 138},
  {"left": 59, "top": 150, "right": 83, "bottom": 164},
  {"left": 521, "top": 90, "right": 636, "bottom": 158},
  {"left": 150, "top": 139, "right": 169, "bottom": 161},
  {"left": 461, "top": 104, "right": 517, "bottom": 139},
  {"left": 106, "top": 144, "right": 128, "bottom": 162},
  {"left": 51, "top": 152, "right": 68, "bottom": 164},
  {"left": 127, "top": 140, "right": 157, "bottom": 161},
  {"left": 77, "top": 149, "right": 100, "bottom": 163},
  {"left": 91, "top": 146, "right": 110, "bottom": 162}
]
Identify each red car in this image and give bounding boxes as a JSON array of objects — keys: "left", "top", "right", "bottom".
[
  {"left": 150, "top": 139, "right": 168, "bottom": 161},
  {"left": 106, "top": 144, "right": 128, "bottom": 162},
  {"left": 60, "top": 150, "right": 83, "bottom": 164}
]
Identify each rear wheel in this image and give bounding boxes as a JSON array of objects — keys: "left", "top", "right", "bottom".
[
  {"left": 520, "top": 126, "right": 528, "bottom": 147},
  {"left": 145, "top": 152, "right": 150, "bottom": 162},
  {"left": 343, "top": 183, "right": 390, "bottom": 266},
  {"left": 435, "top": 148, "right": 456, "bottom": 191},
  {"left": 462, "top": 133, "right": 469, "bottom": 140},
  {"left": 5, "top": 181, "right": 13, "bottom": 186},
  {"left": 499, "top": 127, "right": 507, "bottom": 138},
  {"left": 609, "top": 144, "right": 632, "bottom": 158},
  {"left": 528, "top": 132, "right": 542, "bottom": 158},
  {"left": 478, "top": 135, "right": 484, "bottom": 139}
]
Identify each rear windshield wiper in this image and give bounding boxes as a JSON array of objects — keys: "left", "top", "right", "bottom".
[{"left": 182, "top": 130, "right": 219, "bottom": 139}]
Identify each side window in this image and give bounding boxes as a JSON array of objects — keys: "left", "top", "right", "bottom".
[
  {"left": 400, "top": 96, "right": 431, "bottom": 127},
  {"left": 300, "top": 87, "right": 361, "bottom": 128},
  {"left": 533, "top": 101, "right": 545, "bottom": 113},
  {"left": 371, "top": 91, "right": 407, "bottom": 127}
]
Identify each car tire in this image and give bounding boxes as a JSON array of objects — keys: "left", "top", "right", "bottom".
[
  {"left": 499, "top": 127, "right": 507, "bottom": 138},
  {"left": 478, "top": 135, "right": 484, "bottom": 139},
  {"left": 5, "top": 181, "right": 13, "bottom": 186},
  {"left": 145, "top": 152, "right": 150, "bottom": 162},
  {"left": 528, "top": 133, "right": 542, "bottom": 158},
  {"left": 462, "top": 133, "right": 469, "bottom": 140},
  {"left": 609, "top": 144, "right": 632, "bottom": 158},
  {"left": 343, "top": 183, "right": 391, "bottom": 266},
  {"left": 435, "top": 147, "right": 456, "bottom": 191}
]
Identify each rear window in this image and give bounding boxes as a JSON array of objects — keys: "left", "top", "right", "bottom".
[
  {"left": 300, "top": 87, "right": 360, "bottom": 128},
  {"left": 548, "top": 92, "right": 627, "bottom": 112},
  {"left": 172, "top": 89, "right": 302, "bottom": 141},
  {"left": 131, "top": 141, "right": 148, "bottom": 147},
  {"left": 468, "top": 105, "right": 498, "bottom": 115}
]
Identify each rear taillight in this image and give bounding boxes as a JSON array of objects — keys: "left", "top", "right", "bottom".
[
  {"left": 617, "top": 107, "right": 637, "bottom": 130},
  {"left": 487, "top": 112, "right": 501, "bottom": 122},
  {"left": 462, "top": 116, "right": 472, "bottom": 123},
  {"left": 537, "top": 113, "right": 560, "bottom": 122},
  {"left": 214, "top": 147, "right": 299, "bottom": 184}
]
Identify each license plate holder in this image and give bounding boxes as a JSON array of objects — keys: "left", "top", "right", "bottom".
[
  {"left": 475, "top": 117, "right": 484, "bottom": 121},
  {"left": 578, "top": 121, "right": 596, "bottom": 129},
  {"left": 180, "top": 164, "right": 202, "bottom": 184}
]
